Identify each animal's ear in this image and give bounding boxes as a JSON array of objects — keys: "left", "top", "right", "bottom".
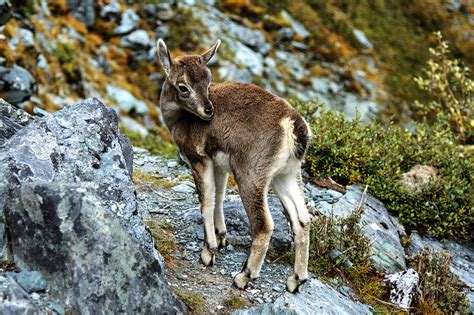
[
  {"left": 201, "top": 39, "right": 221, "bottom": 64},
  {"left": 157, "top": 39, "right": 172, "bottom": 75}
]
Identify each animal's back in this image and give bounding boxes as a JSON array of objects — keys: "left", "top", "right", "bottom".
[{"left": 209, "top": 82, "right": 310, "bottom": 160}]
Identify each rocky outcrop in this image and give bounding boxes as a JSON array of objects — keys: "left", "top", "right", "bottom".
[
  {"left": 0, "top": 98, "right": 33, "bottom": 145},
  {"left": 0, "top": 99, "right": 186, "bottom": 313},
  {"left": 318, "top": 186, "right": 407, "bottom": 273},
  {"left": 233, "top": 278, "right": 372, "bottom": 315}
]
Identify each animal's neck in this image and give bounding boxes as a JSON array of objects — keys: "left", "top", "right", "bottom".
[{"left": 160, "top": 81, "right": 184, "bottom": 132}]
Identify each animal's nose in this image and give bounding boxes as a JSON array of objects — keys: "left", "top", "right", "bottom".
[{"left": 204, "top": 105, "right": 213, "bottom": 116}]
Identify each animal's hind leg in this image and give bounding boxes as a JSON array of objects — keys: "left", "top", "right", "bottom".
[
  {"left": 233, "top": 180, "right": 274, "bottom": 289},
  {"left": 192, "top": 160, "right": 217, "bottom": 266},
  {"left": 272, "top": 170, "right": 310, "bottom": 293},
  {"left": 213, "top": 165, "right": 228, "bottom": 250}
]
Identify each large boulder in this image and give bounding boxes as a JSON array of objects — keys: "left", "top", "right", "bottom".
[
  {"left": 7, "top": 183, "right": 185, "bottom": 313},
  {"left": 0, "top": 65, "right": 36, "bottom": 105},
  {"left": 233, "top": 278, "right": 372, "bottom": 315},
  {"left": 0, "top": 98, "right": 185, "bottom": 312}
]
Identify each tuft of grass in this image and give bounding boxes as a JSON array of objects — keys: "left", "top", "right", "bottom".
[
  {"left": 133, "top": 169, "right": 176, "bottom": 190},
  {"left": 173, "top": 288, "right": 206, "bottom": 314},
  {"left": 144, "top": 220, "right": 177, "bottom": 260},
  {"left": 409, "top": 249, "right": 469, "bottom": 314},
  {"left": 222, "top": 294, "right": 250, "bottom": 310},
  {"left": 121, "top": 127, "right": 177, "bottom": 158}
]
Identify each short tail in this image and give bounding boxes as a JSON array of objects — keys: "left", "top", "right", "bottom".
[{"left": 291, "top": 112, "right": 311, "bottom": 160}]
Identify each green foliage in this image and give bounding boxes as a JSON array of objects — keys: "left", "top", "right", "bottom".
[
  {"left": 414, "top": 32, "right": 474, "bottom": 144},
  {"left": 53, "top": 41, "right": 79, "bottom": 80},
  {"left": 121, "top": 127, "right": 177, "bottom": 158},
  {"left": 409, "top": 249, "right": 469, "bottom": 314},
  {"left": 296, "top": 100, "right": 473, "bottom": 239}
]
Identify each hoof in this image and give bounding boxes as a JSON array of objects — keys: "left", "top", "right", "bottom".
[
  {"left": 217, "top": 235, "right": 227, "bottom": 251},
  {"left": 200, "top": 245, "right": 216, "bottom": 267},
  {"left": 286, "top": 273, "right": 307, "bottom": 293},
  {"left": 233, "top": 271, "right": 251, "bottom": 290}
]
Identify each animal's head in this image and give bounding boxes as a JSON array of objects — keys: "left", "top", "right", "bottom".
[{"left": 157, "top": 39, "right": 221, "bottom": 121}]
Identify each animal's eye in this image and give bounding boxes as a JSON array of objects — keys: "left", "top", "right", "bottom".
[{"left": 178, "top": 84, "right": 189, "bottom": 94}]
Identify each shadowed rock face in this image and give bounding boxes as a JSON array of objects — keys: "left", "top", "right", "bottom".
[
  {"left": 0, "top": 98, "right": 186, "bottom": 313},
  {"left": 8, "top": 183, "right": 184, "bottom": 313}
]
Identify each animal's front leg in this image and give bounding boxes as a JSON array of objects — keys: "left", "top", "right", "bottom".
[
  {"left": 192, "top": 160, "right": 218, "bottom": 266},
  {"left": 213, "top": 165, "right": 228, "bottom": 250}
]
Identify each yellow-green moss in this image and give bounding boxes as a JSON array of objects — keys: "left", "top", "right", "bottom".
[{"left": 144, "top": 220, "right": 177, "bottom": 260}]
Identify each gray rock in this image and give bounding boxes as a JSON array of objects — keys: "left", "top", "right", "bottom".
[
  {"left": 233, "top": 278, "right": 371, "bottom": 315},
  {"left": 113, "top": 9, "right": 139, "bottom": 35},
  {"left": 106, "top": 84, "right": 149, "bottom": 114},
  {"left": 0, "top": 98, "right": 34, "bottom": 145},
  {"left": 6, "top": 183, "right": 186, "bottom": 313},
  {"left": 0, "top": 274, "right": 41, "bottom": 314},
  {"left": 172, "top": 182, "right": 195, "bottom": 194},
  {"left": 155, "top": 25, "right": 170, "bottom": 40},
  {"left": 218, "top": 61, "right": 253, "bottom": 83},
  {"left": 353, "top": 29, "right": 373, "bottom": 49},
  {"left": 6, "top": 271, "right": 48, "bottom": 293},
  {"left": 227, "top": 22, "right": 271, "bottom": 54},
  {"left": 233, "top": 42, "right": 264, "bottom": 76},
  {"left": 384, "top": 269, "right": 419, "bottom": 309},
  {"left": 37, "top": 54, "right": 49, "bottom": 69},
  {"left": 0, "top": 64, "right": 36, "bottom": 104},
  {"left": 121, "top": 29, "right": 151, "bottom": 50},
  {"left": 9, "top": 28, "right": 35, "bottom": 48},
  {"left": 66, "top": 0, "right": 95, "bottom": 27},
  {"left": 0, "top": 0, "right": 11, "bottom": 26},
  {"left": 156, "top": 3, "right": 174, "bottom": 21},
  {"left": 120, "top": 116, "right": 148, "bottom": 137},
  {"left": 277, "top": 28, "right": 295, "bottom": 42},
  {"left": 0, "top": 98, "right": 159, "bottom": 261},
  {"left": 407, "top": 232, "right": 474, "bottom": 311},
  {"left": 322, "top": 186, "right": 406, "bottom": 273},
  {"left": 275, "top": 50, "right": 308, "bottom": 81},
  {"left": 280, "top": 10, "right": 310, "bottom": 40},
  {"left": 100, "top": 0, "right": 121, "bottom": 20}
]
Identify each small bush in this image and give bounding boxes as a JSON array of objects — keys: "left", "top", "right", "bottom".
[
  {"left": 409, "top": 249, "right": 469, "bottom": 314},
  {"left": 414, "top": 32, "right": 473, "bottom": 144},
  {"left": 308, "top": 193, "right": 391, "bottom": 310},
  {"left": 296, "top": 100, "right": 473, "bottom": 239}
]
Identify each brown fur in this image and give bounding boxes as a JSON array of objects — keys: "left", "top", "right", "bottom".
[{"left": 157, "top": 39, "right": 311, "bottom": 292}]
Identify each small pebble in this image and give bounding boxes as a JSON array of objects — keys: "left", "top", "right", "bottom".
[
  {"left": 220, "top": 269, "right": 226, "bottom": 275},
  {"left": 30, "top": 292, "right": 41, "bottom": 300},
  {"left": 272, "top": 284, "right": 283, "bottom": 292},
  {"left": 167, "top": 161, "right": 178, "bottom": 168}
]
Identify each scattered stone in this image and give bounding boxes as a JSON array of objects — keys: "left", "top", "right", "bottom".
[
  {"left": 113, "top": 9, "right": 139, "bottom": 35},
  {"left": 0, "top": 98, "right": 34, "bottom": 145},
  {"left": 120, "top": 116, "right": 149, "bottom": 137},
  {"left": 0, "top": 64, "right": 36, "bottom": 104},
  {"left": 100, "top": 0, "right": 121, "bottom": 20},
  {"left": 6, "top": 271, "right": 48, "bottom": 293},
  {"left": 106, "top": 84, "right": 149, "bottom": 114},
  {"left": 399, "top": 165, "right": 438, "bottom": 192},
  {"left": 167, "top": 161, "right": 178, "bottom": 168},
  {"left": 155, "top": 25, "right": 170, "bottom": 39},
  {"left": 121, "top": 29, "right": 152, "bottom": 50},
  {"left": 172, "top": 182, "right": 195, "bottom": 194},
  {"left": 233, "top": 42, "right": 264, "bottom": 76},
  {"left": 67, "top": 0, "right": 95, "bottom": 27},
  {"left": 353, "top": 29, "right": 373, "bottom": 49},
  {"left": 384, "top": 269, "right": 419, "bottom": 309},
  {"left": 9, "top": 28, "right": 35, "bottom": 49},
  {"left": 280, "top": 10, "right": 310, "bottom": 39},
  {"left": 234, "top": 278, "right": 372, "bottom": 314},
  {"left": 156, "top": 3, "right": 174, "bottom": 21}
]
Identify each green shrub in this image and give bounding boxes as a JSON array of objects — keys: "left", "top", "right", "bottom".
[
  {"left": 295, "top": 100, "right": 473, "bottom": 239},
  {"left": 409, "top": 249, "right": 469, "bottom": 314},
  {"left": 414, "top": 32, "right": 473, "bottom": 144}
]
